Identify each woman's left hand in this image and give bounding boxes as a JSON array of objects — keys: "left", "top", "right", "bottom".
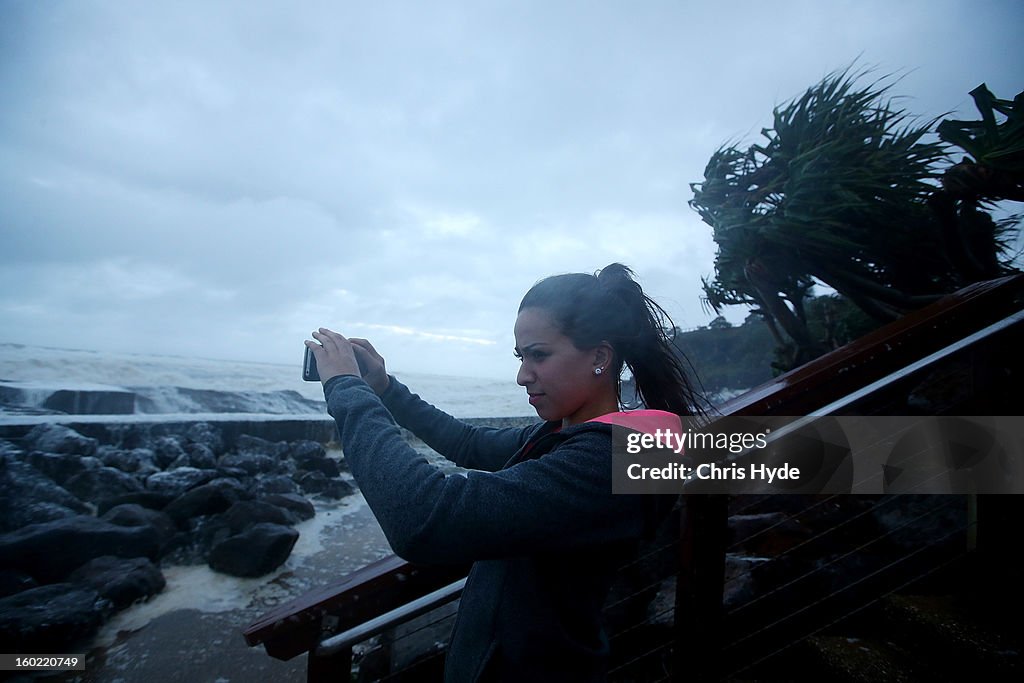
[{"left": 306, "top": 328, "right": 361, "bottom": 385}]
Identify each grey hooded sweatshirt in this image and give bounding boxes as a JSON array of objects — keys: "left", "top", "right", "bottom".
[{"left": 323, "top": 374, "right": 675, "bottom": 681}]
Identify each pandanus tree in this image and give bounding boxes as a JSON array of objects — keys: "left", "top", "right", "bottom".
[
  {"left": 691, "top": 68, "right": 1021, "bottom": 370},
  {"left": 931, "top": 85, "right": 1024, "bottom": 281}
]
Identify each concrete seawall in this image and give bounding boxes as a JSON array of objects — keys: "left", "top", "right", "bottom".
[{"left": 0, "top": 382, "right": 136, "bottom": 415}]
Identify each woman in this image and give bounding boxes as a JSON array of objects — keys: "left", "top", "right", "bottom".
[{"left": 306, "top": 263, "right": 702, "bottom": 681}]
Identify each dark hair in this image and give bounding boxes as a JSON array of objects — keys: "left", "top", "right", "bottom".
[{"left": 518, "top": 263, "right": 705, "bottom": 417}]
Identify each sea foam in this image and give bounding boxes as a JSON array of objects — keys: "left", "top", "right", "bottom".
[{"left": 0, "top": 343, "right": 534, "bottom": 418}]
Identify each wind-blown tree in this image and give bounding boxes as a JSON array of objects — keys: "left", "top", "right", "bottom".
[
  {"left": 931, "top": 85, "right": 1024, "bottom": 280},
  {"left": 691, "top": 68, "right": 1021, "bottom": 369}
]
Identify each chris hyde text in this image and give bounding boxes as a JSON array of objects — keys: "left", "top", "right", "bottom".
[{"left": 626, "top": 462, "right": 801, "bottom": 483}]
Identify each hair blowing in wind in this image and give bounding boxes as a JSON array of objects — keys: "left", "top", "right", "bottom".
[{"left": 519, "top": 263, "right": 706, "bottom": 418}]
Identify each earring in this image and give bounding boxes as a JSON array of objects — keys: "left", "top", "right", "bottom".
[{"left": 594, "top": 367, "right": 604, "bottom": 376}]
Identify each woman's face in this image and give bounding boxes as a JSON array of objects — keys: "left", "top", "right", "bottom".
[{"left": 514, "top": 307, "right": 615, "bottom": 426}]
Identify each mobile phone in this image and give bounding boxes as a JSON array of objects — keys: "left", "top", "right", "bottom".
[{"left": 303, "top": 345, "right": 320, "bottom": 382}]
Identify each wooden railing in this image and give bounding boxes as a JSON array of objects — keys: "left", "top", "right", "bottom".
[{"left": 244, "top": 274, "right": 1023, "bottom": 681}]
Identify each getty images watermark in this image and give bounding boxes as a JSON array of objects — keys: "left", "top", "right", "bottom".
[{"left": 611, "top": 415, "right": 1024, "bottom": 495}]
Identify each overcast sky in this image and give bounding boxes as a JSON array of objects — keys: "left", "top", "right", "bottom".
[{"left": 1, "top": 0, "right": 1021, "bottom": 379}]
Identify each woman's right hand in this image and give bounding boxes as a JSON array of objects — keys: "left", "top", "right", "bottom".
[{"left": 350, "top": 338, "right": 391, "bottom": 395}]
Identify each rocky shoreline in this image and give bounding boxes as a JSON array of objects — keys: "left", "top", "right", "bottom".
[
  {"left": 0, "top": 420, "right": 359, "bottom": 654},
  {"left": 0, "top": 411, "right": 976, "bottom": 680}
]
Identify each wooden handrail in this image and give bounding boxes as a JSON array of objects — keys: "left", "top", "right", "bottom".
[
  {"left": 717, "top": 274, "right": 1022, "bottom": 416},
  {"left": 243, "top": 274, "right": 1024, "bottom": 673}
]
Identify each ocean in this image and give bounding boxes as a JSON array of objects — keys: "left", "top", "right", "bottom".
[
  {"left": 0, "top": 343, "right": 535, "bottom": 682},
  {"left": 0, "top": 342, "right": 536, "bottom": 420}
]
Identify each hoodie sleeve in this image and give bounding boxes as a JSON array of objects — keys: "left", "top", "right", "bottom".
[
  {"left": 364, "top": 375, "right": 541, "bottom": 472},
  {"left": 324, "top": 375, "right": 648, "bottom": 565}
]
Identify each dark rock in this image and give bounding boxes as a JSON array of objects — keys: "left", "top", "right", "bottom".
[
  {"left": 0, "top": 583, "right": 111, "bottom": 652},
  {"left": 216, "top": 465, "right": 252, "bottom": 480},
  {"left": 101, "top": 504, "right": 177, "bottom": 551},
  {"left": 262, "top": 493, "right": 316, "bottom": 521},
  {"left": 207, "top": 476, "right": 250, "bottom": 497},
  {"left": 321, "top": 478, "right": 357, "bottom": 500},
  {"left": 23, "top": 423, "right": 98, "bottom": 456},
  {"left": 95, "top": 491, "right": 177, "bottom": 516},
  {"left": 160, "top": 532, "right": 200, "bottom": 564},
  {"left": 145, "top": 467, "right": 218, "bottom": 497},
  {"left": 287, "top": 439, "right": 343, "bottom": 477},
  {"left": 0, "top": 515, "right": 160, "bottom": 583},
  {"left": 217, "top": 452, "right": 280, "bottom": 476},
  {"left": 185, "top": 515, "right": 233, "bottom": 558},
  {"left": 184, "top": 442, "right": 217, "bottom": 469},
  {"left": 0, "top": 453, "right": 91, "bottom": 532},
  {"left": 186, "top": 422, "right": 224, "bottom": 456},
  {"left": 296, "top": 453, "right": 340, "bottom": 478},
  {"left": 152, "top": 436, "right": 188, "bottom": 469},
  {"left": 0, "top": 570, "right": 36, "bottom": 599},
  {"left": 297, "top": 470, "right": 328, "bottom": 494},
  {"left": 168, "top": 453, "right": 188, "bottom": 469},
  {"left": 288, "top": 440, "right": 326, "bottom": 460},
  {"left": 236, "top": 434, "right": 285, "bottom": 457},
  {"left": 252, "top": 474, "right": 301, "bottom": 497},
  {"left": 65, "top": 466, "right": 144, "bottom": 503},
  {"left": 68, "top": 556, "right": 165, "bottom": 610},
  {"left": 13, "top": 502, "right": 86, "bottom": 529},
  {"left": 222, "top": 500, "right": 297, "bottom": 534},
  {"left": 97, "top": 446, "right": 160, "bottom": 477},
  {"left": 26, "top": 451, "right": 102, "bottom": 486},
  {"left": 162, "top": 479, "right": 248, "bottom": 525},
  {"left": 208, "top": 523, "right": 299, "bottom": 577},
  {"left": 102, "top": 423, "right": 149, "bottom": 450}
]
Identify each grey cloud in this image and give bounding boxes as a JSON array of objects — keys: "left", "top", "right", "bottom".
[{"left": 1, "top": 0, "right": 1020, "bottom": 377}]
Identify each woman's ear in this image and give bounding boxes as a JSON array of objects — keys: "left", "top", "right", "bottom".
[{"left": 593, "top": 343, "right": 614, "bottom": 374}]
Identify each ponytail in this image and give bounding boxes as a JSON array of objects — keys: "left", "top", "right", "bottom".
[{"left": 519, "top": 263, "right": 705, "bottom": 418}]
